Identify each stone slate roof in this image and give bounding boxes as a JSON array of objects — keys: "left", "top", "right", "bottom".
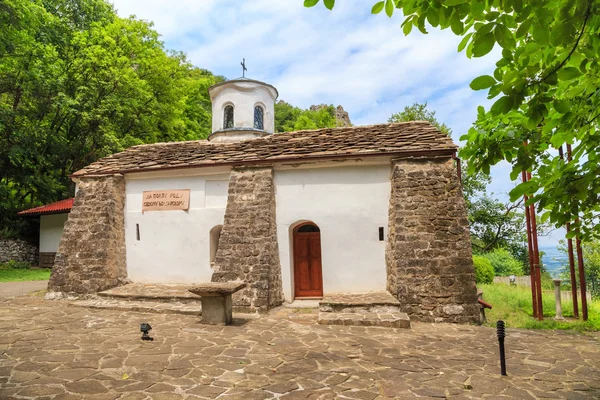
[{"left": 72, "top": 121, "right": 456, "bottom": 177}]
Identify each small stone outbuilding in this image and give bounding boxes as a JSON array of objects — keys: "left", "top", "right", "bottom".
[{"left": 47, "top": 77, "right": 478, "bottom": 323}]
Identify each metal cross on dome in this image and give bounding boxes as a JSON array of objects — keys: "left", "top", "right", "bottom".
[{"left": 241, "top": 58, "right": 247, "bottom": 77}]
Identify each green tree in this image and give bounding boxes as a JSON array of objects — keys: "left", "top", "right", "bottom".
[
  {"left": 484, "top": 248, "right": 525, "bottom": 276},
  {"left": 274, "top": 101, "right": 338, "bottom": 132},
  {"left": 559, "top": 239, "right": 600, "bottom": 295},
  {"left": 0, "top": 0, "right": 219, "bottom": 238},
  {"left": 305, "top": 0, "right": 600, "bottom": 241},
  {"left": 388, "top": 102, "right": 451, "bottom": 136},
  {"left": 473, "top": 255, "right": 494, "bottom": 284}
]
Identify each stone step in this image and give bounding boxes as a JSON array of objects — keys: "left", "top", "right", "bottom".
[
  {"left": 319, "top": 291, "right": 402, "bottom": 314},
  {"left": 70, "top": 299, "right": 201, "bottom": 315},
  {"left": 318, "top": 311, "right": 410, "bottom": 329},
  {"left": 97, "top": 283, "right": 201, "bottom": 303}
]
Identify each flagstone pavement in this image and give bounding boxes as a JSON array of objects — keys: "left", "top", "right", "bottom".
[{"left": 1, "top": 295, "right": 599, "bottom": 400}]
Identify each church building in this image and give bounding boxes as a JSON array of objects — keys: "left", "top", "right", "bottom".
[{"left": 47, "top": 76, "right": 479, "bottom": 323}]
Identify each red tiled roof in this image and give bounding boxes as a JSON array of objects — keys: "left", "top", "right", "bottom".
[
  {"left": 71, "top": 121, "right": 457, "bottom": 177},
  {"left": 18, "top": 198, "right": 74, "bottom": 216}
]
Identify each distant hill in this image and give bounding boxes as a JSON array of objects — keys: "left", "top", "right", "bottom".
[{"left": 539, "top": 245, "right": 567, "bottom": 277}]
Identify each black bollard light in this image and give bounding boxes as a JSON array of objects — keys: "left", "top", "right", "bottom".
[
  {"left": 140, "top": 323, "right": 154, "bottom": 341},
  {"left": 496, "top": 320, "right": 506, "bottom": 376}
]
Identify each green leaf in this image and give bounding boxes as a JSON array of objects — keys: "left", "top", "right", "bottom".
[
  {"left": 458, "top": 32, "right": 472, "bottom": 52},
  {"left": 472, "top": 31, "right": 495, "bottom": 57},
  {"left": 532, "top": 19, "right": 549, "bottom": 45},
  {"left": 557, "top": 67, "right": 580, "bottom": 81},
  {"left": 445, "top": 0, "right": 468, "bottom": 5},
  {"left": 427, "top": 7, "right": 439, "bottom": 27},
  {"left": 403, "top": 20, "right": 413, "bottom": 35},
  {"left": 323, "top": 0, "right": 334, "bottom": 10},
  {"left": 515, "top": 18, "right": 532, "bottom": 38},
  {"left": 550, "top": 132, "right": 565, "bottom": 148},
  {"left": 490, "top": 96, "right": 513, "bottom": 115},
  {"left": 303, "top": 0, "right": 319, "bottom": 7},
  {"left": 385, "top": 0, "right": 394, "bottom": 18},
  {"left": 553, "top": 99, "right": 570, "bottom": 114},
  {"left": 494, "top": 24, "right": 515, "bottom": 49},
  {"left": 471, "top": 0, "right": 485, "bottom": 17},
  {"left": 470, "top": 75, "right": 496, "bottom": 90},
  {"left": 451, "top": 17, "right": 464, "bottom": 35},
  {"left": 371, "top": 1, "right": 385, "bottom": 14}
]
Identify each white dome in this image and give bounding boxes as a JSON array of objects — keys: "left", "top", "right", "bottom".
[{"left": 208, "top": 78, "right": 278, "bottom": 143}]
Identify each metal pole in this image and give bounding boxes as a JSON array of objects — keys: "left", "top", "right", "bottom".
[
  {"left": 527, "top": 172, "right": 543, "bottom": 320},
  {"left": 558, "top": 145, "right": 579, "bottom": 318},
  {"left": 575, "top": 236, "right": 588, "bottom": 321},
  {"left": 497, "top": 320, "right": 507, "bottom": 376},
  {"left": 522, "top": 171, "right": 538, "bottom": 318}
]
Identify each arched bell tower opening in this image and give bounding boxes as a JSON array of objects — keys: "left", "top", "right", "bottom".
[{"left": 208, "top": 76, "right": 278, "bottom": 143}]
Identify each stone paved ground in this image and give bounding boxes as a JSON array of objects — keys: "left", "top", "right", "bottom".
[
  {"left": 1, "top": 295, "right": 599, "bottom": 400},
  {"left": 0, "top": 281, "right": 48, "bottom": 298}
]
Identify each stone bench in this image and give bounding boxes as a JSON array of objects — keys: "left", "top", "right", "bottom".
[{"left": 188, "top": 282, "right": 246, "bottom": 325}]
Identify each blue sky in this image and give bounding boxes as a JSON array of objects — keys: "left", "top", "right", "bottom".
[{"left": 110, "top": 0, "right": 563, "bottom": 245}]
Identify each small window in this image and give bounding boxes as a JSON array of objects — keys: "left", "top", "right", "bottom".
[
  {"left": 254, "top": 106, "right": 264, "bottom": 130},
  {"left": 223, "top": 105, "right": 234, "bottom": 129}
]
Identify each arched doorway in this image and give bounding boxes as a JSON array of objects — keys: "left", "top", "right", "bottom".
[{"left": 293, "top": 222, "right": 323, "bottom": 298}]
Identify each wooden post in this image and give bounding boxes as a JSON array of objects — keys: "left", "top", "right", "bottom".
[
  {"left": 522, "top": 171, "right": 537, "bottom": 318},
  {"left": 575, "top": 236, "right": 588, "bottom": 321},
  {"left": 527, "top": 171, "right": 543, "bottom": 320}
]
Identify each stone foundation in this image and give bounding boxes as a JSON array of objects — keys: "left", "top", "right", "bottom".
[
  {"left": 48, "top": 175, "right": 128, "bottom": 294},
  {"left": 211, "top": 167, "right": 284, "bottom": 313},
  {"left": 0, "top": 239, "right": 38, "bottom": 265},
  {"left": 39, "top": 252, "right": 56, "bottom": 268},
  {"left": 386, "top": 157, "right": 478, "bottom": 323}
]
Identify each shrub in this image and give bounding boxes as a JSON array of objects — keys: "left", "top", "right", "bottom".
[
  {"left": 484, "top": 248, "right": 524, "bottom": 276},
  {"left": 473, "top": 255, "right": 494, "bottom": 284},
  {"left": 1, "top": 260, "right": 32, "bottom": 270}
]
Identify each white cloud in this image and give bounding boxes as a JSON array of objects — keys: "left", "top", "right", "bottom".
[{"left": 109, "top": 0, "right": 563, "bottom": 245}]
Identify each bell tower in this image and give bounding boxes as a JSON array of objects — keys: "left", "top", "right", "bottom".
[{"left": 208, "top": 73, "right": 278, "bottom": 143}]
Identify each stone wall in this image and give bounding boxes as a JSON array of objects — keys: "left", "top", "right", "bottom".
[
  {"left": 0, "top": 239, "right": 38, "bottom": 265},
  {"left": 48, "top": 175, "right": 128, "bottom": 294},
  {"left": 212, "top": 167, "right": 284, "bottom": 313},
  {"left": 386, "top": 157, "right": 479, "bottom": 323}
]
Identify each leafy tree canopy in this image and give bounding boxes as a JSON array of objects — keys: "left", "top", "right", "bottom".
[
  {"left": 0, "top": 0, "right": 221, "bottom": 238},
  {"left": 305, "top": 0, "right": 600, "bottom": 241},
  {"left": 274, "top": 101, "right": 339, "bottom": 132},
  {"left": 388, "top": 102, "right": 451, "bottom": 136}
]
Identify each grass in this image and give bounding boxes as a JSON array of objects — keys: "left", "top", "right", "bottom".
[
  {"left": 479, "top": 283, "right": 600, "bottom": 332},
  {"left": 0, "top": 267, "right": 51, "bottom": 282}
]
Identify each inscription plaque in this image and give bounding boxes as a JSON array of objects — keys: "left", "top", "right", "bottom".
[{"left": 142, "top": 189, "right": 190, "bottom": 211}]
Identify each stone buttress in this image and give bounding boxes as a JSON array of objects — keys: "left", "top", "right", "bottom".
[
  {"left": 48, "top": 175, "right": 128, "bottom": 294},
  {"left": 386, "top": 157, "right": 479, "bottom": 323},
  {"left": 211, "top": 167, "right": 284, "bottom": 313}
]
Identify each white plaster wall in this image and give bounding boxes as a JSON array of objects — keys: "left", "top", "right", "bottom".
[
  {"left": 125, "top": 173, "right": 229, "bottom": 283},
  {"left": 210, "top": 81, "right": 276, "bottom": 133},
  {"left": 275, "top": 165, "right": 391, "bottom": 301},
  {"left": 39, "top": 213, "right": 69, "bottom": 252}
]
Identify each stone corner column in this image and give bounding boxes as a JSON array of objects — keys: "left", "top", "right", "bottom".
[
  {"left": 211, "top": 166, "right": 284, "bottom": 313},
  {"left": 48, "top": 174, "right": 128, "bottom": 295},
  {"left": 386, "top": 156, "right": 479, "bottom": 323}
]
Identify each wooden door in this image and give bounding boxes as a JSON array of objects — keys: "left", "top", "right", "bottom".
[{"left": 293, "top": 224, "right": 323, "bottom": 298}]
